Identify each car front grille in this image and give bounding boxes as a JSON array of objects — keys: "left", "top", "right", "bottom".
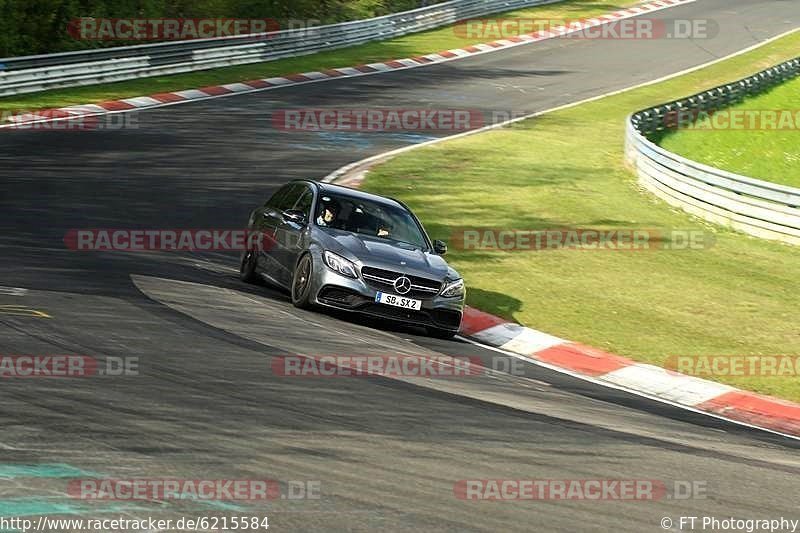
[
  {"left": 360, "top": 304, "right": 462, "bottom": 331},
  {"left": 360, "top": 266, "right": 442, "bottom": 299},
  {"left": 317, "top": 284, "right": 462, "bottom": 331}
]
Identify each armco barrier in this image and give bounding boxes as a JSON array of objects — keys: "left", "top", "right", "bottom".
[
  {"left": 625, "top": 57, "right": 800, "bottom": 245},
  {"left": 0, "top": 0, "right": 552, "bottom": 96}
]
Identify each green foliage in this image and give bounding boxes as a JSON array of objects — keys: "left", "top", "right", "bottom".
[{"left": 0, "top": 0, "right": 438, "bottom": 57}]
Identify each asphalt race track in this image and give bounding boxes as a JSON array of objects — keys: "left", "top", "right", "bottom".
[{"left": 1, "top": 0, "right": 799, "bottom": 531}]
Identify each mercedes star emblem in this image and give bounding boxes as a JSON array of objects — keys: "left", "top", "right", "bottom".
[{"left": 394, "top": 276, "right": 412, "bottom": 295}]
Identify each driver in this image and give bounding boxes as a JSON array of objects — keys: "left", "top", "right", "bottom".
[{"left": 316, "top": 197, "right": 339, "bottom": 227}]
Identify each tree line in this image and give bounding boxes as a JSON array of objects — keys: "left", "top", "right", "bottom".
[{"left": 0, "top": 0, "right": 440, "bottom": 57}]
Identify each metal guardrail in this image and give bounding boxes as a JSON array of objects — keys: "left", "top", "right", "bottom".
[
  {"left": 625, "top": 57, "right": 800, "bottom": 245},
  {"left": 0, "top": 0, "right": 552, "bottom": 96}
]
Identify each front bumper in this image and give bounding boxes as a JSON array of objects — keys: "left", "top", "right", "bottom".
[{"left": 310, "top": 258, "right": 464, "bottom": 331}]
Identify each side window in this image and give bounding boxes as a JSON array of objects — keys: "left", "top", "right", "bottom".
[
  {"left": 267, "top": 183, "right": 303, "bottom": 211},
  {"left": 293, "top": 188, "right": 314, "bottom": 217},
  {"left": 265, "top": 184, "right": 292, "bottom": 209},
  {"left": 279, "top": 184, "right": 305, "bottom": 211}
]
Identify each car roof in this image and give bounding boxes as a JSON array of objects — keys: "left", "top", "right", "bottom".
[{"left": 301, "top": 180, "right": 406, "bottom": 210}]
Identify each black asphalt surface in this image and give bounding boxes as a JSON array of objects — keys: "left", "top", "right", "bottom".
[{"left": 1, "top": 0, "right": 799, "bottom": 531}]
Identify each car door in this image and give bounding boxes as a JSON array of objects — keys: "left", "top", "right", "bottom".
[
  {"left": 254, "top": 183, "right": 304, "bottom": 286},
  {"left": 275, "top": 184, "right": 314, "bottom": 282}
]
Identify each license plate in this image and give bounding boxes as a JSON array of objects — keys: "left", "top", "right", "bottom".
[{"left": 375, "top": 291, "right": 422, "bottom": 310}]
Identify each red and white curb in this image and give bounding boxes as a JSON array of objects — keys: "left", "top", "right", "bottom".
[
  {"left": 459, "top": 307, "right": 800, "bottom": 439},
  {"left": 3, "top": 0, "right": 695, "bottom": 128}
]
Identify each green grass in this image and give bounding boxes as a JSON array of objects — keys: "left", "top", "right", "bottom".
[
  {"left": 0, "top": 0, "right": 640, "bottom": 113},
  {"left": 362, "top": 31, "right": 800, "bottom": 402},
  {"left": 659, "top": 76, "right": 800, "bottom": 187}
]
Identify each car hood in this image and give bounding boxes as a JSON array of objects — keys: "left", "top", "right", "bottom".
[{"left": 315, "top": 228, "right": 455, "bottom": 280}]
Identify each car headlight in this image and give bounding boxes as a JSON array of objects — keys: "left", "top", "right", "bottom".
[
  {"left": 440, "top": 278, "right": 465, "bottom": 298},
  {"left": 323, "top": 251, "right": 358, "bottom": 278}
]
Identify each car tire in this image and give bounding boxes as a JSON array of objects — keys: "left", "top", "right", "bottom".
[
  {"left": 292, "top": 253, "right": 314, "bottom": 309},
  {"left": 240, "top": 250, "right": 259, "bottom": 283},
  {"left": 427, "top": 327, "right": 458, "bottom": 340}
]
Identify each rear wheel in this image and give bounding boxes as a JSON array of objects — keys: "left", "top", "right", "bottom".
[
  {"left": 427, "top": 327, "right": 458, "bottom": 340},
  {"left": 291, "top": 254, "right": 314, "bottom": 309},
  {"left": 240, "top": 250, "right": 258, "bottom": 283}
]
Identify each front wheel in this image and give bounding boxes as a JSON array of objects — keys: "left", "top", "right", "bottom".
[
  {"left": 291, "top": 254, "right": 314, "bottom": 309},
  {"left": 427, "top": 327, "right": 458, "bottom": 340}
]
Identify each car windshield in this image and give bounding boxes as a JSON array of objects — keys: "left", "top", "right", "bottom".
[{"left": 314, "top": 193, "right": 428, "bottom": 249}]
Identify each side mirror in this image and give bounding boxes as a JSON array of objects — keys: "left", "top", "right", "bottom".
[
  {"left": 282, "top": 209, "right": 307, "bottom": 225},
  {"left": 433, "top": 239, "right": 448, "bottom": 255}
]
